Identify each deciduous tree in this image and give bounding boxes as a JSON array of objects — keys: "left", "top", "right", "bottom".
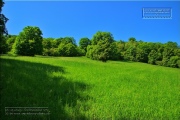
[
  {"left": 79, "top": 37, "right": 91, "bottom": 53},
  {"left": 12, "top": 26, "right": 43, "bottom": 56},
  {"left": 86, "top": 31, "right": 115, "bottom": 62}
]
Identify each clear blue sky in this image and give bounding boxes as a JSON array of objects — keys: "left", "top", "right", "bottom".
[{"left": 3, "top": 1, "right": 180, "bottom": 45}]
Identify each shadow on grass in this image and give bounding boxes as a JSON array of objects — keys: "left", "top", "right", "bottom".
[{"left": 0, "top": 58, "right": 91, "bottom": 120}]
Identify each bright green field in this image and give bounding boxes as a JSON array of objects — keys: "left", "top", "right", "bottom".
[{"left": 0, "top": 55, "right": 180, "bottom": 120}]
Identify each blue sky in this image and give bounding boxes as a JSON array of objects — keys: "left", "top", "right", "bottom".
[{"left": 3, "top": 1, "right": 180, "bottom": 45}]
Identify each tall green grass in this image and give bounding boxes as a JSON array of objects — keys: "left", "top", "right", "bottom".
[{"left": 0, "top": 55, "right": 180, "bottom": 119}]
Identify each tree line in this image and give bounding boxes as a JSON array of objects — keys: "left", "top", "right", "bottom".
[
  {"left": 0, "top": 1, "right": 179, "bottom": 68},
  {"left": 0, "top": 26, "right": 180, "bottom": 68}
]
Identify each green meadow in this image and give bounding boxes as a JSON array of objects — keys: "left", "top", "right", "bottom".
[{"left": 0, "top": 55, "right": 179, "bottom": 120}]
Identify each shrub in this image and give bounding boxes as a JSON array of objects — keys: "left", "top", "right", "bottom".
[
  {"left": 148, "top": 50, "right": 158, "bottom": 65},
  {"left": 58, "top": 43, "right": 78, "bottom": 57},
  {"left": 124, "top": 46, "right": 136, "bottom": 61},
  {"left": 177, "top": 60, "right": 180, "bottom": 68},
  {"left": 168, "top": 56, "right": 180, "bottom": 68},
  {"left": 155, "top": 61, "right": 163, "bottom": 66}
]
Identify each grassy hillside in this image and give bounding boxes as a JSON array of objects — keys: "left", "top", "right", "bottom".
[{"left": 0, "top": 55, "right": 179, "bottom": 120}]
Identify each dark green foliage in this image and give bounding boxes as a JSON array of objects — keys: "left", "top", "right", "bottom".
[
  {"left": 42, "top": 37, "right": 80, "bottom": 57},
  {"left": 64, "top": 43, "right": 77, "bottom": 56},
  {"left": 87, "top": 34, "right": 180, "bottom": 68},
  {"left": 93, "top": 40, "right": 111, "bottom": 62},
  {"left": 116, "top": 40, "right": 125, "bottom": 60},
  {"left": 1, "top": 21, "right": 179, "bottom": 68},
  {"left": 124, "top": 46, "right": 136, "bottom": 61},
  {"left": 12, "top": 26, "right": 43, "bottom": 56},
  {"left": 155, "top": 61, "right": 163, "bottom": 66},
  {"left": 135, "top": 42, "right": 152, "bottom": 63},
  {"left": 43, "top": 47, "right": 59, "bottom": 56},
  {"left": 42, "top": 38, "right": 58, "bottom": 56},
  {"left": 58, "top": 43, "right": 66, "bottom": 56},
  {"left": 86, "top": 45, "right": 99, "bottom": 60},
  {"left": 141, "top": 43, "right": 155, "bottom": 60},
  {"left": 174, "top": 49, "right": 180, "bottom": 57},
  {"left": 86, "top": 31, "right": 116, "bottom": 62},
  {"left": 61, "top": 37, "right": 76, "bottom": 45},
  {"left": 128, "top": 37, "right": 136, "bottom": 42},
  {"left": 42, "top": 38, "right": 53, "bottom": 49},
  {"left": 123, "top": 38, "right": 139, "bottom": 61},
  {"left": 87, "top": 43, "right": 112, "bottom": 62},
  {"left": 53, "top": 37, "right": 79, "bottom": 57},
  {"left": 177, "top": 60, "right": 180, "bottom": 68},
  {"left": 51, "top": 39, "right": 59, "bottom": 48},
  {"left": 42, "top": 48, "right": 49, "bottom": 56},
  {"left": 0, "top": 0, "right": 8, "bottom": 53},
  {"left": 136, "top": 48, "right": 147, "bottom": 62},
  {"left": 76, "top": 47, "right": 85, "bottom": 56},
  {"left": 0, "top": 35, "right": 7, "bottom": 53},
  {"left": 115, "top": 40, "right": 180, "bottom": 68},
  {"left": 109, "top": 42, "right": 121, "bottom": 60},
  {"left": 52, "top": 37, "right": 63, "bottom": 48},
  {"left": 58, "top": 43, "right": 78, "bottom": 57},
  {"left": 91, "top": 31, "right": 114, "bottom": 45},
  {"left": 157, "top": 47, "right": 164, "bottom": 61},
  {"left": 168, "top": 56, "right": 180, "bottom": 68},
  {"left": 48, "top": 48, "right": 59, "bottom": 56},
  {"left": 124, "top": 37, "right": 137, "bottom": 50},
  {"left": 79, "top": 37, "right": 91, "bottom": 53},
  {"left": 161, "top": 43, "right": 178, "bottom": 67},
  {"left": 6, "top": 35, "right": 16, "bottom": 51},
  {"left": 148, "top": 50, "right": 159, "bottom": 64},
  {"left": 162, "top": 48, "right": 174, "bottom": 66},
  {"left": 116, "top": 40, "right": 125, "bottom": 51},
  {"left": 86, "top": 45, "right": 94, "bottom": 59},
  {"left": 165, "top": 41, "right": 178, "bottom": 49}
]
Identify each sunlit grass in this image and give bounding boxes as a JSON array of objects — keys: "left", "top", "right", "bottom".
[{"left": 1, "top": 55, "right": 179, "bottom": 119}]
